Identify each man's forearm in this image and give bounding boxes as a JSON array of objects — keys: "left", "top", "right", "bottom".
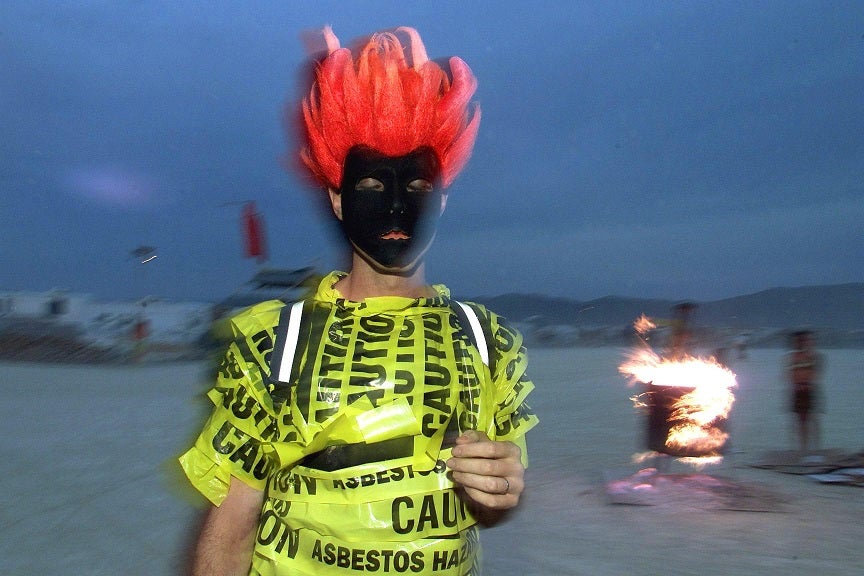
[
  {"left": 191, "top": 507, "right": 257, "bottom": 575},
  {"left": 191, "top": 478, "right": 263, "bottom": 576}
]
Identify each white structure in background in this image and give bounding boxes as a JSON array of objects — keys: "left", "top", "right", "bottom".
[{"left": 0, "top": 289, "right": 213, "bottom": 361}]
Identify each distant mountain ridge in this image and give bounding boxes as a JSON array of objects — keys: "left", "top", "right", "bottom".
[{"left": 471, "top": 283, "right": 864, "bottom": 332}]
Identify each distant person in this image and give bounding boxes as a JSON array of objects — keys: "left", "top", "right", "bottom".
[
  {"left": 788, "top": 329, "right": 824, "bottom": 454},
  {"left": 732, "top": 332, "right": 749, "bottom": 360},
  {"left": 131, "top": 316, "right": 150, "bottom": 363},
  {"left": 178, "top": 26, "right": 537, "bottom": 575},
  {"left": 668, "top": 302, "right": 696, "bottom": 359}
]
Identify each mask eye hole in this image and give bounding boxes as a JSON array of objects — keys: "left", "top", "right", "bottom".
[
  {"left": 355, "top": 177, "right": 385, "bottom": 192},
  {"left": 407, "top": 179, "right": 433, "bottom": 193}
]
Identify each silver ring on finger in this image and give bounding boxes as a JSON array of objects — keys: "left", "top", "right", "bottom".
[{"left": 502, "top": 477, "right": 510, "bottom": 494}]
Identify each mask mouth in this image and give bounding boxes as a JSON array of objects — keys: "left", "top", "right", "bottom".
[{"left": 380, "top": 229, "right": 410, "bottom": 240}]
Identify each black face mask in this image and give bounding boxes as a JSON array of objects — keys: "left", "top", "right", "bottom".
[{"left": 337, "top": 146, "right": 443, "bottom": 273}]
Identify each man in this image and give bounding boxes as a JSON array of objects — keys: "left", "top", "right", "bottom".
[
  {"left": 788, "top": 329, "right": 823, "bottom": 454},
  {"left": 180, "top": 26, "right": 537, "bottom": 575}
]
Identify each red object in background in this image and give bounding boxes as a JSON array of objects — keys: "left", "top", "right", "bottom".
[
  {"left": 133, "top": 318, "right": 150, "bottom": 341},
  {"left": 242, "top": 201, "right": 267, "bottom": 262}
]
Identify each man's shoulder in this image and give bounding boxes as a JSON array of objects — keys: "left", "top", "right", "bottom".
[
  {"left": 228, "top": 299, "right": 289, "bottom": 335},
  {"left": 455, "top": 300, "right": 515, "bottom": 331},
  {"left": 453, "top": 300, "right": 526, "bottom": 358}
]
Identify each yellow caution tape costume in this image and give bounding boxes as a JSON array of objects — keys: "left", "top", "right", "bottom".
[{"left": 180, "top": 272, "right": 538, "bottom": 575}]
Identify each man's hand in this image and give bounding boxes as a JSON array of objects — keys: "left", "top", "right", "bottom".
[{"left": 446, "top": 430, "right": 524, "bottom": 512}]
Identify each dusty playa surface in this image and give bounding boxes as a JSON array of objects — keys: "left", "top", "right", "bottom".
[
  {"left": 484, "top": 347, "right": 864, "bottom": 576},
  {"left": 2, "top": 347, "right": 863, "bottom": 575}
]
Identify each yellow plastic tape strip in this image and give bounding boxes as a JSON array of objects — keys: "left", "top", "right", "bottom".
[
  {"left": 262, "top": 487, "right": 477, "bottom": 543},
  {"left": 177, "top": 446, "right": 231, "bottom": 506},
  {"left": 269, "top": 455, "right": 456, "bottom": 505},
  {"left": 252, "top": 522, "right": 481, "bottom": 576},
  {"left": 356, "top": 398, "right": 420, "bottom": 443},
  {"left": 275, "top": 396, "right": 443, "bottom": 472},
  {"left": 180, "top": 418, "right": 275, "bottom": 505},
  {"left": 290, "top": 396, "right": 416, "bottom": 453}
]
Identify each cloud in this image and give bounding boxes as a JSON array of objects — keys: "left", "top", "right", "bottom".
[{"left": 63, "top": 165, "right": 162, "bottom": 209}]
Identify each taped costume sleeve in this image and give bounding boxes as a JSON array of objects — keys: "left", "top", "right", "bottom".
[
  {"left": 487, "top": 310, "right": 538, "bottom": 463},
  {"left": 179, "top": 302, "right": 298, "bottom": 506}
]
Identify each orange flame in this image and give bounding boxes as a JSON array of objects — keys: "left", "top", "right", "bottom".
[{"left": 633, "top": 314, "right": 656, "bottom": 335}]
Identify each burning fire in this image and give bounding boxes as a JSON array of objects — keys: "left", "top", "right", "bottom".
[
  {"left": 633, "top": 314, "right": 657, "bottom": 334},
  {"left": 619, "top": 315, "right": 737, "bottom": 461}
]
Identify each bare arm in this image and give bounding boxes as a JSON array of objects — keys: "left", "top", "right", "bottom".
[
  {"left": 446, "top": 430, "right": 525, "bottom": 527},
  {"left": 191, "top": 477, "right": 264, "bottom": 576}
]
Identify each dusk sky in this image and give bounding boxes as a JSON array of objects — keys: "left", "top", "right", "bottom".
[{"left": 2, "top": 1, "right": 863, "bottom": 303}]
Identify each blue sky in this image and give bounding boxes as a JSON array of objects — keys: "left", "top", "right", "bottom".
[{"left": 2, "top": 1, "right": 863, "bottom": 302}]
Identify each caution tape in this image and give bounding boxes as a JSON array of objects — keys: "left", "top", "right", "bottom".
[
  {"left": 262, "top": 487, "right": 477, "bottom": 543},
  {"left": 252, "top": 518, "right": 482, "bottom": 575},
  {"left": 268, "top": 455, "right": 457, "bottom": 505}
]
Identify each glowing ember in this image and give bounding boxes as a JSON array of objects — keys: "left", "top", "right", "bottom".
[
  {"left": 633, "top": 314, "right": 657, "bottom": 335},
  {"left": 619, "top": 319, "right": 737, "bottom": 460}
]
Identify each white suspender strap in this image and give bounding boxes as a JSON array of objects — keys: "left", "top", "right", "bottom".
[
  {"left": 454, "top": 301, "right": 489, "bottom": 367},
  {"left": 275, "top": 299, "right": 489, "bottom": 382},
  {"left": 276, "top": 300, "right": 305, "bottom": 382}
]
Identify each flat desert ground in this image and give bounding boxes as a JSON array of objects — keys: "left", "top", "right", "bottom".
[{"left": 2, "top": 347, "right": 863, "bottom": 575}]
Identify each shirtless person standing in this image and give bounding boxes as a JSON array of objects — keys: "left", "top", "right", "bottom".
[{"left": 788, "top": 329, "right": 823, "bottom": 454}]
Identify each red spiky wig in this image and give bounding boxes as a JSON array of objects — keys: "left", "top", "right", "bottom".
[{"left": 300, "top": 26, "right": 481, "bottom": 190}]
